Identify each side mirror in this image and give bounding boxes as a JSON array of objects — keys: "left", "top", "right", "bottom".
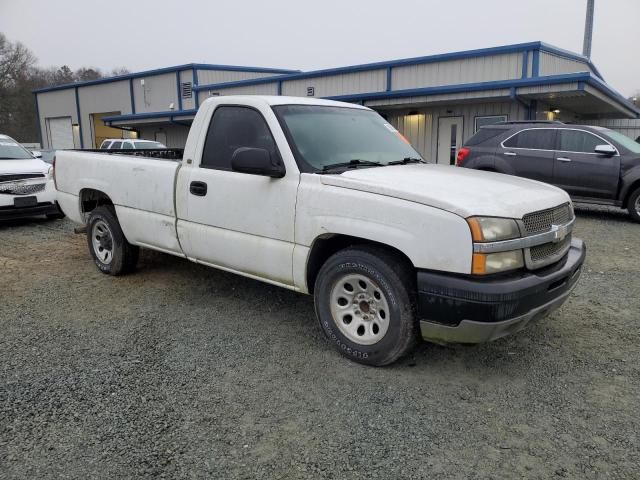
[
  {"left": 231, "top": 147, "right": 285, "bottom": 178},
  {"left": 32, "top": 151, "right": 42, "bottom": 158},
  {"left": 594, "top": 144, "right": 616, "bottom": 156}
]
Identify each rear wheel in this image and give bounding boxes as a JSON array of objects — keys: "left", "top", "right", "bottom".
[
  {"left": 87, "top": 206, "right": 139, "bottom": 275},
  {"left": 314, "top": 246, "right": 418, "bottom": 366},
  {"left": 628, "top": 187, "right": 640, "bottom": 223}
]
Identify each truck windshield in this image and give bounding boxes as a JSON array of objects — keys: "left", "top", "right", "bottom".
[
  {"left": 272, "top": 105, "right": 423, "bottom": 172},
  {"left": 0, "top": 139, "right": 34, "bottom": 160},
  {"left": 601, "top": 129, "right": 640, "bottom": 154}
]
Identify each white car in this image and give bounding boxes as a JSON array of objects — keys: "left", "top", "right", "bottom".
[
  {"left": 99, "top": 139, "right": 167, "bottom": 150},
  {"left": 0, "top": 134, "right": 63, "bottom": 221},
  {"left": 54, "top": 96, "right": 585, "bottom": 366}
]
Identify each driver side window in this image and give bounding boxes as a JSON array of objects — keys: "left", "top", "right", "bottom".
[
  {"left": 557, "top": 130, "right": 605, "bottom": 154},
  {"left": 201, "top": 106, "right": 278, "bottom": 170}
]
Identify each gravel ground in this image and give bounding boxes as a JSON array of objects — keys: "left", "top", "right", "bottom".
[{"left": 1, "top": 205, "right": 639, "bottom": 479}]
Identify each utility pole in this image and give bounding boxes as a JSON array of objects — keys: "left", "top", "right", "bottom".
[{"left": 583, "top": 0, "right": 595, "bottom": 58}]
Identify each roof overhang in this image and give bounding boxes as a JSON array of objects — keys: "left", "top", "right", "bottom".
[{"left": 102, "top": 109, "right": 196, "bottom": 128}]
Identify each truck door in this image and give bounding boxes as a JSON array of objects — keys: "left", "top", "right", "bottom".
[
  {"left": 553, "top": 129, "right": 621, "bottom": 199},
  {"left": 175, "top": 105, "right": 298, "bottom": 287}
]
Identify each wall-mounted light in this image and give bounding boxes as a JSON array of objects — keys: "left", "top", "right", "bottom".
[
  {"left": 552, "top": 109, "right": 561, "bottom": 114},
  {"left": 169, "top": 102, "right": 175, "bottom": 111}
]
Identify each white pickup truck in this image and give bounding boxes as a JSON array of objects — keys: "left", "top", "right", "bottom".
[{"left": 54, "top": 96, "right": 585, "bottom": 366}]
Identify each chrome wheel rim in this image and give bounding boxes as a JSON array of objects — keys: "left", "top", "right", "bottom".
[
  {"left": 92, "top": 220, "right": 113, "bottom": 265},
  {"left": 329, "top": 273, "right": 390, "bottom": 346}
]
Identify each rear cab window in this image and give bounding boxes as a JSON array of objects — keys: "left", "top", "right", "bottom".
[{"left": 110, "top": 141, "right": 123, "bottom": 149}]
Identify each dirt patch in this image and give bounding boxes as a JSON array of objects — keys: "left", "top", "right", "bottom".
[{"left": 1, "top": 206, "right": 638, "bottom": 479}]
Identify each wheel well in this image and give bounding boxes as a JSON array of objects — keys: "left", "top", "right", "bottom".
[
  {"left": 305, "top": 234, "right": 415, "bottom": 294},
  {"left": 477, "top": 167, "right": 497, "bottom": 172},
  {"left": 80, "top": 189, "right": 113, "bottom": 220},
  {"left": 622, "top": 180, "right": 640, "bottom": 208}
]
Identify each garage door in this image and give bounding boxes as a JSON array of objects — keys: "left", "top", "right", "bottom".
[{"left": 47, "top": 117, "right": 75, "bottom": 149}]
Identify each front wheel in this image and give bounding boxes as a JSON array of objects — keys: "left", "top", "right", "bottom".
[
  {"left": 628, "top": 187, "right": 640, "bottom": 223},
  {"left": 314, "top": 246, "right": 418, "bottom": 366},
  {"left": 87, "top": 206, "right": 139, "bottom": 275}
]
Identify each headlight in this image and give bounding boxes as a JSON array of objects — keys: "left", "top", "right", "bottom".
[
  {"left": 467, "top": 217, "right": 523, "bottom": 275},
  {"left": 472, "top": 250, "right": 524, "bottom": 275},
  {"left": 467, "top": 217, "right": 520, "bottom": 242}
]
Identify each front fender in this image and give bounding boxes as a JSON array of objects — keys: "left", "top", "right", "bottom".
[
  {"left": 620, "top": 166, "right": 640, "bottom": 205},
  {"left": 296, "top": 181, "right": 473, "bottom": 275}
]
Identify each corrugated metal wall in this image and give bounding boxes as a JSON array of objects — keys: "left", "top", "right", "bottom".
[
  {"left": 200, "top": 82, "right": 279, "bottom": 104},
  {"left": 539, "top": 52, "right": 592, "bottom": 76},
  {"left": 77, "top": 80, "right": 132, "bottom": 147},
  {"left": 36, "top": 89, "right": 78, "bottom": 148},
  {"left": 133, "top": 72, "right": 179, "bottom": 114},
  {"left": 137, "top": 125, "right": 190, "bottom": 148},
  {"left": 197, "top": 70, "right": 277, "bottom": 86},
  {"left": 281, "top": 70, "right": 387, "bottom": 97},
  {"left": 391, "top": 53, "right": 522, "bottom": 90},
  {"left": 179, "top": 70, "right": 195, "bottom": 110},
  {"left": 582, "top": 118, "right": 640, "bottom": 141},
  {"left": 384, "top": 101, "right": 526, "bottom": 161}
]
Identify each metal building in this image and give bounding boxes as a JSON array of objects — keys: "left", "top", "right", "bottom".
[{"left": 34, "top": 41, "right": 639, "bottom": 164}]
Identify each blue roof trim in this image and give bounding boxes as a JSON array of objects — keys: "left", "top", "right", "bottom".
[
  {"left": 538, "top": 42, "right": 604, "bottom": 80},
  {"left": 33, "top": 63, "right": 299, "bottom": 94},
  {"left": 324, "top": 73, "right": 593, "bottom": 102},
  {"left": 194, "top": 41, "right": 604, "bottom": 93},
  {"left": 102, "top": 109, "right": 198, "bottom": 124},
  {"left": 585, "top": 75, "right": 640, "bottom": 116}
]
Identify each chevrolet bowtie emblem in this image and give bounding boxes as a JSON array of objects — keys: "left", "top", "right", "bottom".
[{"left": 550, "top": 223, "right": 568, "bottom": 243}]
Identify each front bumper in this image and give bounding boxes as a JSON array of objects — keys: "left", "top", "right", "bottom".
[
  {"left": 0, "top": 178, "right": 57, "bottom": 220},
  {"left": 417, "top": 238, "right": 585, "bottom": 344},
  {"left": 0, "top": 201, "right": 59, "bottom": 220}
]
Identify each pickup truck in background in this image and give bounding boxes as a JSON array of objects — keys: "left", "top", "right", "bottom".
[
  {"left": 54, "top": 96, "right": 585, "bottom": 366},
  {"left": 0, "top": 134, "right": 64, "bottom": 221},
  {"left": 457, "top": 121, "right": 640, "bottom": 222}
]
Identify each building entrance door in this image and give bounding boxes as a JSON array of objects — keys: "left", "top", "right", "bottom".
[{"left": 437, "top": 116, "right": 463, "bottom": 165}]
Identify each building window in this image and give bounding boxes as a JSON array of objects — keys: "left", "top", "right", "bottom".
[
  {"left": 181, "top": 82, "right": 193, "bottom": 99},
  {"left": 474, "top": 115, "right": 507, "bottom": 132}
]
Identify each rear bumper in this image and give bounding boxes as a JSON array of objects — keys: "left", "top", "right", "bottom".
[
  {"left": 417, "top": 238, "right": 585, "bottom": 344},
  {"left": 0, "top": 202, "right": 59, "bottom": 220}
]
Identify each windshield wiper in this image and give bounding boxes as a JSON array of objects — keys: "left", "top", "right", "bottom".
[
  {"left": 320, "top": 159, "right": 383, "bottom": 173},
  {"left": 387, "top": 157, "right": 426, "bottom": 165}
]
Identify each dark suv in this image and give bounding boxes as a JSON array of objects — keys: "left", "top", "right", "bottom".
[{"left": 457, "top": 121, "right": 640, "bottom": 222}]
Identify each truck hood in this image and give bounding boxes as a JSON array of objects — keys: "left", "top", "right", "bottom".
[
  {"left": 0, "top": 158, "right": 50, "bottom": 176},
  {"left": 320, "top": 164, "right": 570, "bottom": 218}
]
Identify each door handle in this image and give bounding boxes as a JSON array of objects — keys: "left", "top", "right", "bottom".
[
  {"left": 504, "top": 151, "right": 517, "bottom": 156},
  {"left": 557, "top": 157, "right": 572, "bottom": 162},
  {"left": 189, "top": 181, "right": 208, "bottom": 196}
]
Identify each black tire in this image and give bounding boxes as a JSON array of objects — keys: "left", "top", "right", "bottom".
[
  {"left": 314, "top": 245, "right": 418, "bottom": 366},
  {"left": 86, "top": 206, "right": 139, "bottom": 275},
  {"left": 46, "top": 203, "right": 65, "bottom": 220},
  {"left": 627, "top": 187, "right": 640, "bottom": 223}
]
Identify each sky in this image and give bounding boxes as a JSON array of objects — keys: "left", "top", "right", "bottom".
[{"left": 1, "top": 0, "right": 638, "bottom": 96}]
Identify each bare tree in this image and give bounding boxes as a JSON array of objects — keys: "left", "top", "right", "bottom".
[{"left": 0, "top": 32, "right": 129, "bottom": 143}]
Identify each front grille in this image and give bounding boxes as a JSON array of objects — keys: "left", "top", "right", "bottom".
[
  {"left": 0, "top": 173, "right": 45, "bottom": 182},
  {"left": 529, "top": 235, "right": 572, "bottom": 263},
  {"left": 0, "top": 182, "right": 46, "bottom": 195},
  {"left": 522, "top": 203, "right": 572, "bottom": 235}
]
